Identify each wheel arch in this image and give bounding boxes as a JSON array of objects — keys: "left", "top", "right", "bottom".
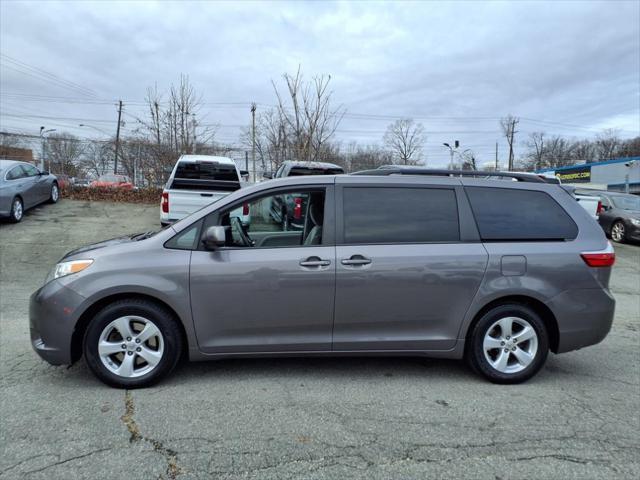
[
  {"left": 70, "top": 292, "right": 189, "bottom": 363},
  {"left": 465, "top": 295, "right": 560, "bottom": 353}
]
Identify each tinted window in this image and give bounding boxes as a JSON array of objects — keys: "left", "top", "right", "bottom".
[
  {"left": 289, "top": 166, "right": 344, "bottom": 176},
  {"left": 6, "top": 166, "right": 24, "bottom": 180},
  {"left": 466, "top": 187, "right": 578, "bottom": 241},
  {"left": 343, "top": 187, "right": 459, "bottom": 244},
  {"left": 174, "top": 161, "right": 238, "bottom": 182}
]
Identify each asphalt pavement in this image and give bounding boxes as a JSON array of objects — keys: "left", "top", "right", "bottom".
[{"left": 1, "top": 199, "right": 639, "bottom": 479}]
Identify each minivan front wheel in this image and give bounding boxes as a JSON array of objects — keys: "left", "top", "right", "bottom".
[
  {"left": 83, "top": 299, "right": 183, "bottom": 388},
  {"left": 467, "top": 304, "right": 549, "bottom": 384}
]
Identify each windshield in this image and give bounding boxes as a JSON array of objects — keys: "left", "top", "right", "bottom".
[{"left": 612, "top": 195, "right": 640, "bottom": 210}]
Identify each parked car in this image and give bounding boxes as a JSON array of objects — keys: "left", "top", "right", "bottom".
[
  {"left": 268, "top": 160, "right": 345, "bottom": 179},
  {"left": 267, "top": 161, "right": 344, "bottom": 229},
  {"left": 30, "top": 168, "right": 616, "bottom": 388},
  {"left": 161, "top": 155, "right": 248, "bottom": 227},
  {"left": 89, "top": 174, "right": 133, "bottom": 189},
  {"left": 53, "top": 174, "right": 72, "bottom": 189},
  {"left": 74, "top": 178, "right": 91, "bottom": 188},
  {"left": 575, "top": 189, "right": 640, "bottom": 243},
  {"left": 0, "top": 160, "right": 59, "bottom": 223}
]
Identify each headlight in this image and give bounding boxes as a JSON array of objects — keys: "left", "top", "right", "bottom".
[
  {"left": 50, "top": 259, "right": 94, "bottom": 281},
  {"left": 630, "top": 218, "right": 640, "bottom": 227}
]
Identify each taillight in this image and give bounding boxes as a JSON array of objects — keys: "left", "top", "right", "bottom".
[
  {"left": 293, "top": 197, "right": 302, "bottom": 219},
  {"left": 596, "top": 201, "right": 602, "bottom": 216},
  {"left": 161, "top": 192, "right": 169, "bottom": 213},
  {"left": 581, "top": 243, "right": 615, "bottom": 267},
  {"left": 242, "top": 203, "right": 250, "bottom": 216}
]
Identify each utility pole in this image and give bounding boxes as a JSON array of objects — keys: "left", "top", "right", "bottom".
[
  {"left": 192, "top": 115, "right": 197, "bottom": 154},
  {"left": 505, "top": 117, "right": 519, "bottom": 171},
  {"left": 251, "top": 103, "right": 257, "bottom": 182},
  {"left": 495, "top": 142, "right": 498, "bottom": 171},
  {"left": 114, "top": 100, "right": 123, "bottom": 174}
]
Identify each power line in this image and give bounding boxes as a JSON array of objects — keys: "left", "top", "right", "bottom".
[{"left": 0, "top": 54, "right": 98, "bottom": 99}]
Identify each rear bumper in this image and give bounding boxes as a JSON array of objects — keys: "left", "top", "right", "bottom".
[
  {"left": 547, "top": 288, "right": 616, "bottom": 353},
  {"left": 30, "top": 280, "right": 86, "bottom": 365}
]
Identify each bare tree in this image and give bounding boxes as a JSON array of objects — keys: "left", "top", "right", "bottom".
[
  {"left": 460, "top": 150, "right": 478, "bottom": 170},
  {"left": 46, "top": 133, "right": 84, "bottom": 176},
  {"left": 595, "top": 129, "right": 621, "bottom": 160},
  {"left": 526, "top": 132, "right": 546, "bottom": 170},
  {"left": 271, "top": 66, "right": 345, "bottom": 162},
  {"left": 500, "top": 115, "right": 519, "bottom": 171},
  {"left": 383, "top": 118, "right": 426, "bottom": 165},
  {"left": 81, "top": 141, "right": 112, "bottom": 178}
]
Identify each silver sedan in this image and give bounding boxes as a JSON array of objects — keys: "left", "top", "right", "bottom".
[{"left": 0, "top": 159, "right": 59, "bottom": 222}]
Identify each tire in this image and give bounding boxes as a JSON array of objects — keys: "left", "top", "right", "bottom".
[
  {"left": 48, "top": 182, "right": 59, "bottom": 204},
  {"left": 610, "top": 221, "right": 626, "bottom": 244},
  {"left": 466, "top": 304, "right": 549, "bottom": 384},
  {"left": 9, "top": 197, "right": 23, "bottom": 223},
  {"left": 83, "top": 299, "right": 183, "bottom": 388}
]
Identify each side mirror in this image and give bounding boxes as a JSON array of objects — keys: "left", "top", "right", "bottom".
[
  {"left": 262, "top": 172, "right": 273, "bottom": 179},
  {"left": 40, "top": 170, "right": 50, "bottom": 176},
  {"left": 240, "top": 170, "right": 249, "bottom": 177},
  {"left": 202, "top": 226, "right": 226, "bottom": 250}
]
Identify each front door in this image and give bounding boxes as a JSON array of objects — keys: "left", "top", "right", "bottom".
[
  {"left": 189, "top": 186, "right": 336, "bottom": 353},
  {"left": 333, "top": 185, "right": 487, "bottom": 352}
]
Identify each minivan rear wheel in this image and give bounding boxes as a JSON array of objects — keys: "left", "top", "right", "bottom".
[
  {"left": 467, "top": 304, "right": 549, "bottom": 384},
  {"left": 83, "top": 299, "right": 183, "bottom": 388}
]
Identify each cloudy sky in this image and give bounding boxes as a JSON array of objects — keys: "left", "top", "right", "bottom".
[{"left": 1, "top": 0, "right": 639, "bottom": 167}]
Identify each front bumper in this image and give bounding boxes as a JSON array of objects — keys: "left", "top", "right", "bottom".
[
  {"left": 547, "top": 288, "right": 616, "bottom": 353},
  {"left": 625, "top": 221, "right": 640, "bottom": 242},
  {"left": 29, "top": 280, "right": 86, "bottom": 365}
]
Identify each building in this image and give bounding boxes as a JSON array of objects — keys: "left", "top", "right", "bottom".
[
  {"left": 536, "top": 157, "right": 640, "bottom": 194},
  {"left": 0, "top": 146, "right": 34, "bottom": 162}
]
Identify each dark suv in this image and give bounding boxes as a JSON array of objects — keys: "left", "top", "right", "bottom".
[{"left": 30, "top": 168, "right": 615, "bottom": 388}]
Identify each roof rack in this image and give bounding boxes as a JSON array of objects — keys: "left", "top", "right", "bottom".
[{"left": 351, "top": 166, "right": 547, "bottom": 183}]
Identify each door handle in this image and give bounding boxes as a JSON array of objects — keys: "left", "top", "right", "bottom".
[
  {"left": 341, "top": 255, "right": 372, "bottom": 266},
  {"left": 299, "top": 256, "right": 331, "bottom": 267},
  {"left": 200, "top": 193, "right": 214, "bottom": 197}
]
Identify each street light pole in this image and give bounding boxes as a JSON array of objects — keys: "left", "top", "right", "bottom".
[
  {"left": 39, "top": 126, "right": 56, "bottom": 172},
  {"left": 443, "top": 141, "right": 459, "bottom": 169}
]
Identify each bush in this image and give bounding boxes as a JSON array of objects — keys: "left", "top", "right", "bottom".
[{"left": 61, "top": 186, "right": 162, "bottom": 204}]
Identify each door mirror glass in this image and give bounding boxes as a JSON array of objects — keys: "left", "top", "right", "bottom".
[{"left": 202, "top": 226, "right": 226, "bottom": 250}]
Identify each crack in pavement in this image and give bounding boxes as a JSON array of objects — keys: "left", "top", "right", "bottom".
[
  {"left": 8, "top": 448, "right": 113, "bottom": 477},
  {"left": 121, "top": 390, "right": 182, "bottom": 479}
]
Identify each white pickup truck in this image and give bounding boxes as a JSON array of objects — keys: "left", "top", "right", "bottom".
[{"left": 160, "top": 155, "right": 248, "bottom": 226}]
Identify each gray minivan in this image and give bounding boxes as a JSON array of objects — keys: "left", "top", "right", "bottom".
[{"left": 30, "top": 168, "right": 616, "bottom": 388}]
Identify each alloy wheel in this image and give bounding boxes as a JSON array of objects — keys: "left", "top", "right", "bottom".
[
  {"left": 12, "top": 199, "right": 23, "bottom": 221},
  {"left": 483, "top": 316, "right": 538, "bottom": 374},
  {"left": 98, "top": 316, "right": 164, "bottom": 378},
  {"left": 611, "top": 222, "right": 625, "bottom": 243},
  {"left": 51, "top": 184, "right": 59, "bottom": 202}
]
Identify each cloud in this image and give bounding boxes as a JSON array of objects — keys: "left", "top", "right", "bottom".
[{"left": 1, "top": 0, "right": 638, "bottom": 166}]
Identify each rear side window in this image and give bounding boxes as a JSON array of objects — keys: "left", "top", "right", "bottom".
[
  {"left": 466, "top": 187, "right": 578, "bottom": 241},
  {"left": 6, "top": 166, "right": 24, "bottom": 180},
  {"left": 343, "top": 187, "right": 459, "bottom": 244}
]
